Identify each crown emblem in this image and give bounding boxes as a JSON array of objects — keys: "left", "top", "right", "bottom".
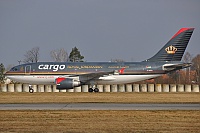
[{"left": 165, "top": 45, "right": 177, "bottom": 54}]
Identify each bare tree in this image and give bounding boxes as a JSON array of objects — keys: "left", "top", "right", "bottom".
[
  {"left": 183, "top": 52, "right": 192, "bottom": 63},
  {"left": 183, "top": 52, "right": 193, "bottom": 83},
  {"left": 24, "top": 47, "right": 40, "bottom": 63},
  {"left": 50, "top": 48, "right": 69, "bottom": 62},
  {"left": 192, "top": 54, "right": 200, "bottom": 84}
]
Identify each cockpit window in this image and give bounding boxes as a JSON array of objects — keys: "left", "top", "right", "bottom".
[{"left": 11, "top": 67, "right": 18, "bottom": 71}]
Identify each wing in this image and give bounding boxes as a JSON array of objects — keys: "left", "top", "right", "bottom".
[
  {"left": 79, "top": 71, "right": 114, "bottom": 82},
  {"left": 68, "top": 68, "right": 125, "bottom": 83}
]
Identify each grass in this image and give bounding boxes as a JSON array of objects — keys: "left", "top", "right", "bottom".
[
  {"left": 0, "top": 110, "right": 200, "bottom": 133},
  {"left": 0, "top": 93, "right": 199, "bottom": 132},
  {"left": 0, "top": 92, "right": 200, "bottom": 103}
]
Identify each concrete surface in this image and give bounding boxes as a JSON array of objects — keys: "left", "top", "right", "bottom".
[{"left": 0, "top": 103, "right": 199, "bottom": 110}]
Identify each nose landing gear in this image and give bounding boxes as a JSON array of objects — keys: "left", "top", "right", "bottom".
[{"left": 29, "top": 85, "right": 34, "bottom": 93}]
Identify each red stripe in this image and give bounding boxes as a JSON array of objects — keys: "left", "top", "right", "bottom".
[{"left": 171, "top": 28, "right": 193, "bottom": 40}]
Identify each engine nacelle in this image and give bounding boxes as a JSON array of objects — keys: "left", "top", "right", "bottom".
[{"left": 56, "top": 78, "right": 81, "bottom": 89}]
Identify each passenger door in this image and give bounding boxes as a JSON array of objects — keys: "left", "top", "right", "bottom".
[{"left": 25, "top": 65, "right": 31, "bottom": 75}]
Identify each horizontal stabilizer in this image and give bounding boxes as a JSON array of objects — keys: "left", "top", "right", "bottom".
[{"left": 162, "top": 63, "right": 191, "bottom": 71}]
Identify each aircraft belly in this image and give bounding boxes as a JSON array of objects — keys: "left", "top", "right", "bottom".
[
  {"left": 7, "top": 74, "right": 161, "bottom": 86},
  {"left": 96, "top": 75, "right": 161, "bottom": 84},
  {"left": 6, "top": 75, "right": 58, "bottom": 85}
]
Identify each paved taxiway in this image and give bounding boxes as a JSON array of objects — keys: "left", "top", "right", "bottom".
[{"left": 0, "top": 103, "right": 199, "bottom": 110}]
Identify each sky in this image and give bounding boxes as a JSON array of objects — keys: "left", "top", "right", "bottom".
[{"left": 0, "top": 0, "right": 200, "bottom": 67}]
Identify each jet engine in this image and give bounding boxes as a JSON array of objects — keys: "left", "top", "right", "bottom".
[{"left": 56, "top": 77, "right": 81, "bottom": 89}]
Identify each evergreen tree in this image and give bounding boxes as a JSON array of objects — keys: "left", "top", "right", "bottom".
[
  {"left": 69, "top": 47, "right": 84, "bottom": 62},
  {"left": 0, "top": 63, "right": 5, "bottom": 83}
]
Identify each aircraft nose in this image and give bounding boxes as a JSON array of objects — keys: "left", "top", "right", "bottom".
[
  {"left": 4, "top": 71, "right": 10, "bottom": 77},
  {"left": 4, "top": 71, "right": 14, "bottom": 82}
]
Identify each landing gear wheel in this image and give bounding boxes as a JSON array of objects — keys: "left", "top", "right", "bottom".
[
  {"left": 29, "top": 85, "right": 34, "bottom": 93},
  {"left": 29, "top": 89, "right": 34, "bottom": 93},
  {"left": 94, "top": 88, "right": 99, "bottom": 93},
  {"left": 88, "top": 88, "right": 94, "bottom": 93}
]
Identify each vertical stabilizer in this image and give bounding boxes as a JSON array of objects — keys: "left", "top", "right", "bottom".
[{"left": 146, "top": 28, "right": 194, "bottom": 62}]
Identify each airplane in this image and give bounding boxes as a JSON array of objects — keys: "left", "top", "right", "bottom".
[{"left": 5, "top": 27, "right": 194, "bottom": 93}]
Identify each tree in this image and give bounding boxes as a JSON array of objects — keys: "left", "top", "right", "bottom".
[
  {"left": 192, "top": 54, "right": 200, "bottom": 84},
  {"left": 50, "top": 48, "right": 69, "bottom": 62},
  {"left": 69, "top": 47, "right": 84, "bottom": 62},
  {"left": 183, "top": 52, "right": 193, "bottom": 83},
  {"left": 183, "top": 52, "right": 192, "bottom": 63},
  {"left": 24, "top": 47, "right": 40, "bottom": 63},
  {"left": 0, "top": 63, "right": 5, "bottom": 83}
]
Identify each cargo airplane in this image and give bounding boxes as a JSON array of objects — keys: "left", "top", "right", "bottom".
[{"left": 5, "top": 28, "right": 194, "bottom": 93}]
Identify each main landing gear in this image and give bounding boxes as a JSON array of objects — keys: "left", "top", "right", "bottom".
[
  {"left": 88, "top": 87, "right": 99, "bottom": 93},
  {"left": 29, "top": 85, "right": 34, "bottom": 93}
]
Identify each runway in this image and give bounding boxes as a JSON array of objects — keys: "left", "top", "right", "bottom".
[{"left": 0, "top": 103, "right": 199, "bottom": 110}]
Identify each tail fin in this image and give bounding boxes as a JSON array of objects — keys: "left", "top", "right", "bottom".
[{"left": 146, "top": 28, "right": 194, "bottom": 62}]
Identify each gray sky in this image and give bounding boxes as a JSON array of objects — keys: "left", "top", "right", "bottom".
[{"left": 0, "top": 0, "right": 200, "bottom": 67}]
